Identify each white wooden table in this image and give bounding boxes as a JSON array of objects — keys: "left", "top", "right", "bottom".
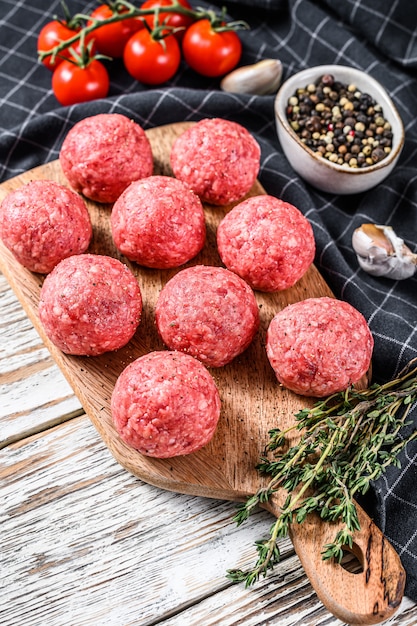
[{"left": 1, "top": 269, "right": 417, "bottom": 626}]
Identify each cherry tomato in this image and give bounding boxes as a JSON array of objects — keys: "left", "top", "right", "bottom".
[
  {"left": 52, "top": 59, "right": 110, "bottom": 106},
  {"left": 182, "top": 19, "right": 242, "bottom": 77},
  {"left": 89, "top": 4, "right": 143, "bottom": 57},
  {"left": 140, "top": 0, "right": 194, "bottom": 40},
  {"left": 123, "top": 30, "right": 181, "bottom": 85},
  {"left": 37, "top": 20, "right": 80, "bottom": 70}
]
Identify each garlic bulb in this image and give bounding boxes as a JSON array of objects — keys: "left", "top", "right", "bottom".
[
  {"left": 352, "top": 223, "right": 417, "bottom": 280},
  {"left": 220, "top": 59, "right": 283, "bottom": 95}
]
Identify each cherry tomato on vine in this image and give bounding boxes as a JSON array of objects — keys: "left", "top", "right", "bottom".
[
  {"left": 37, "top": 20, "right": 80, "bottom": 71},
  {"left": 182, "top": 19, "right": 242, "bottom": 77},
  {"left": 140, "top": 0, "right": 194, "bottom": 40},
  {"left": 89, "top": 4, "right": 144, "bottom": 57},
  {"left": 123, "top": 29, "right": 181, "bottom": 85},
  {"left": 52, "top": 59, "right": 110, "bottom": 106}
]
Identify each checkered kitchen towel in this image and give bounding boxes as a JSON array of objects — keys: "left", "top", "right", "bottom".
[{"left": 1, "top": 0, "right": 417, "bottom": 601}]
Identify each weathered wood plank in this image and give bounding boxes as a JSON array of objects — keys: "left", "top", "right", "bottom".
[
  {"left": 161, "top": 588, "right": 416, "bottom": 626},
  {"left": 1, "top": 416, "right": 295, "bottom": 626},
  {"left": 0, "top": 273, "right": 83, "bottom": 447}
]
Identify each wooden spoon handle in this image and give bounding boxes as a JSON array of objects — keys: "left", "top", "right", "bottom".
[{"left": 265, "top": 494, "right": 405, "bottom": 625}]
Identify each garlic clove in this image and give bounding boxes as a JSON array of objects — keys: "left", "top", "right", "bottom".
[
  {"left": 220, "top": 59, "right": 283, "bottom": 95},
  {"left": 352, "top": 223, "right": 417, "bottom": 280}
]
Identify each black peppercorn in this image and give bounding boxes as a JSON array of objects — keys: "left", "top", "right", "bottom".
[{"left": 371, "top": 147, "right": 386, "bottom": 162}]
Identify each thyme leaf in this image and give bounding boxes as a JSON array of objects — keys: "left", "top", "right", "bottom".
[{"left": 227, "top": 358, "right": 417, "bottom": 587}]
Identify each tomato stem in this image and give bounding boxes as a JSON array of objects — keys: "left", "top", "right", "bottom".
[
  {"left": 142, "top": 10, "right": 185, "bottom": 43},
  {"left": 53, "top": 0, "right": 84, "bottom": 30},
  {"left": 203, "top": 7, "right": 249, "bottom": 32},
  {"left": 61, "top": 31, "right": 112, "bottom": 69}
]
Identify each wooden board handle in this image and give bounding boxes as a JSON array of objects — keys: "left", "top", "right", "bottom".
[{"left": 265, "top": 494, "right": 405, "bottom": 625}]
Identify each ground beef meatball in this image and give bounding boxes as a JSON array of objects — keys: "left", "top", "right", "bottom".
[
  {"left": 39, "top": 254, "right": 142, "bottom": 356},
  {"left": 0, "top": 180, "right": 92, "bottom": 274},
  {"left": 111, "top": 175, "right": 206, "bottom": 268},
  {"left": 266, "top": 297, "right": 374, "bottom": 397},
  {"left": 217, "top": 195, "right": 315, "bottom": 292},
  {"left": 155, "top": 265, "right": 260, "bottom": 367},
  {"left": 170, "top": 118, "right": 261, "bottom": 206},
  {"left": 59, "top": 113, "right": 153, "bottom": 203},
  {"left": 111, "top": 350, "right": 221, "bottom": 458}
]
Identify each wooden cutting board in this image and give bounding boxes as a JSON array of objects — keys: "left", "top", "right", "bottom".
[{"left": 0, "top": 122, "right": 405, "bottom": 624}]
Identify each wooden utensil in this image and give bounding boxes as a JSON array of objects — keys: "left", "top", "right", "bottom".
[{"left": 0, "top": 122, "right": 405, "bottom": 624}]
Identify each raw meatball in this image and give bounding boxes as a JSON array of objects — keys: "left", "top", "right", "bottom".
[
  {"left": 217, "top": 195, "right": 315, "bottom": 292},
  {"left": 111, "top": 175, "right": 206, "bottom": 268},
  {"left": 155, "top": 265, "right": 260, "bottom": 367},
  {"left": 111, "top": 350, "right": 221, "bottom": 458},
  {"left": 59, "top": 113, "right": 153, "bottom": 203},
  {"left": 0, "top": 180, "right": 92, "bottom": 274},
  {"left": 170, "top": 118, "right": 261, "bottom": 206},
  {"left": 39, "top": 254, "right": 142, "bottom": 356},
  {"left": 266, "top": 297, "right": 374, "bottom": 397}
]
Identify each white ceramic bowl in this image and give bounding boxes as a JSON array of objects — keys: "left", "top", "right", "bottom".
[{"left": 274, "top": 65, "right": 404, "bottom": 194}]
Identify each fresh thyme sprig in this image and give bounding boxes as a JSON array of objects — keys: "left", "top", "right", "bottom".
[{"left": 227, "top": 358, "right": 417, "bottom": 587}]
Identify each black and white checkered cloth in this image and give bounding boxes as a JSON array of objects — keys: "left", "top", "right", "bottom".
[{"left": 1, "top": 0, "right": 417, "bottom": 602}]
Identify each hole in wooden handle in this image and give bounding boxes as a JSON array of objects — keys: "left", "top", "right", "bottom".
[{"left": 339, "top": 541, "right": 364, "bottom": 575}]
